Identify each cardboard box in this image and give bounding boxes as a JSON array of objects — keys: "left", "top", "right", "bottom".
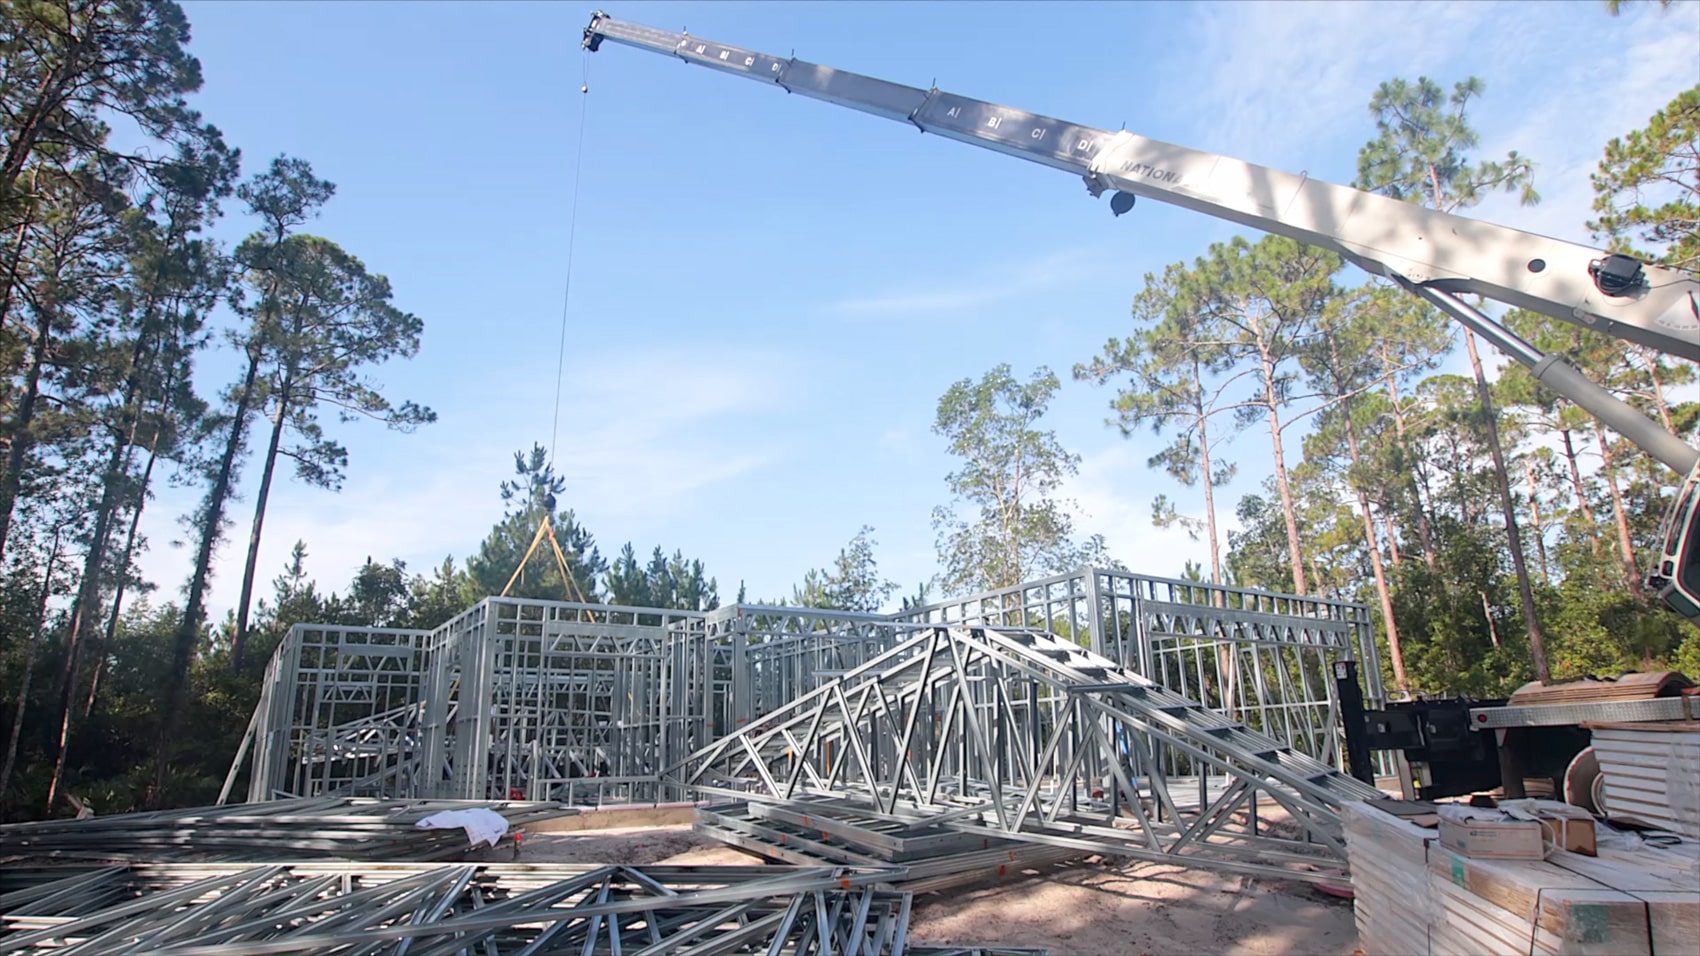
[
  {"left": 1539, "top": 814, "right": 1596, "bottom": 856},
  {"left": 1440, "top": 816, "right": 1547, "bottom": 859}
]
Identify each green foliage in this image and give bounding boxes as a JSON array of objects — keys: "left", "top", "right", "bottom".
[
  {"left": 606, "top": 543, "right": 720, "bottom": 614},
  {"left": 1389, "top": 517, "right": 1532, "bottom": 698},
  {"left": 1225, "top": 491, "right": 1296, "bottom": 594},
  {"left": 1357, "top": 70, "right": 1554, "bottom": 681},
  {"left": 931, "top": 364, "right": 1105, "bottom": 596},
  {"left": 1589, "top": 85, "right": 1700, "bottom": 274},
  {"left": 466, "top": 445, "right": 606, "bottom": 603},
  {"left": 790, "top": 526, "right": 899, "bottom": 613},
  {"left": 0, "top": 3, "right": 459, "bottom": 811},
  {"left": 1355, "top": 75, "right": 1538, "bottom": 212},
  {"left": 226, "top": 155, "right": 436, "bottom": 666},
  {"left": 0, "top": 0, "right": 228, "bottom": 224},
  {"left": 1099, "top": 233, "right": 1343, "bottom": 595},
  {"left": 1075, "top": 254, "right": 1247, "bottom": 581}
]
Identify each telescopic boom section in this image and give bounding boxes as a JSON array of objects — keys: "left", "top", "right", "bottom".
[
  {"left": 584, "top": 13, "right": 1699, "bottom": 366},
  {"left": 582, "top": 12, "right": 1700, "bottom": 485}
]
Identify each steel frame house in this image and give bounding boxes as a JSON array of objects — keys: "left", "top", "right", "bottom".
[{"left": 227, "top": 567, "right": 1380, "bottom": 812}]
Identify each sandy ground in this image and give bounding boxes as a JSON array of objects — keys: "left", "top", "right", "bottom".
[
  {"left": 474, "top": 823, "right": 1359, "bottom": 955},
  {"left": 908, "top": 858, "right": 1357, "bottom": 956}
]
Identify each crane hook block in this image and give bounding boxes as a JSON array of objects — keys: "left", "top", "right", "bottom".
[
  {"left": 1110, "top": 191, "right": 1137, "bottom": 217},
  {"left": 582, "top": 11, "right": 609, "bottom": 51}
]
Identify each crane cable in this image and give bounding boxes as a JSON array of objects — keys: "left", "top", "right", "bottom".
[
  {"left": 505, "top": 52, "right": 594, "bottom": 611},
  {"left": 548, "top": 51, "right": 592, "bottom": 467}
]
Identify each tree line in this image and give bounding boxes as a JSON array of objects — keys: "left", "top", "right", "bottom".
[
  {"left": 0, "top": 3, "right": 738, "bottom": 821},
  {"left": 5, "top": 1, "right": 1694, "bottom": 821},
  {"left": 0, "top": 0, "right": 458, "bottom": 818},
  {"left": 946, "top": 74, "right": 1700, "bottom": 700}
]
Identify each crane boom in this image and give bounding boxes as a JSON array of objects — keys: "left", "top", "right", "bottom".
[
  {"left": 583, "top": 13, "right": 1700, "bottom": 617},
  {"left": 583, "top": 14, "right": 1699, "bottom": 367}
]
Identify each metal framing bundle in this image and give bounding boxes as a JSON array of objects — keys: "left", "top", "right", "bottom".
[
  {"left": 676, "top": 625, "right": 1384, "bottom": 883},
  {"left": 228, "top": 568, "right": 1381, "bottom": 820},
  {"left": 0, "top": 862, "right": 926, "bottom": 955},
  {"left": 0, "top": 798, "right": 577, "bottom": 862}
]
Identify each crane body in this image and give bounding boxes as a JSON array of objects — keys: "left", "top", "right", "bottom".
[{"left": 583, "top": 13, "right": 1700, "bottom": 619}]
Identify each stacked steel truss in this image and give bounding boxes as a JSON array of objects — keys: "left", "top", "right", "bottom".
[
  {"left": 0, "top": 863, "right": 933, "bottom": 955},
  {"left": 677, "top": 624, "right": 1384, "bottom": 882},
  {"left": 230, "top": 568, "right": 1382, "bottom": 825}
]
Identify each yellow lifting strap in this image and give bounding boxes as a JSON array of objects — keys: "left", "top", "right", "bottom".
[{"left": 499, "top": 514, "right": 593, "bottom": 613}]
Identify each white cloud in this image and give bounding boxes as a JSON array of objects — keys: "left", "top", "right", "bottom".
[
  {"left": 831, "top": 244, "right": 1111, "bottom": 317},
  {"left": 1471, "top": 10, "right": 1700, "bottom": 248},
  {"left": 128, "top": 343, "right": 798, "bottom": 623},
  {"left": 1060, "top": 441, "right": 1219, "bottom": 580},
  {"left": 1176, "top": 0, "right": 1499, "bottom": 163}
]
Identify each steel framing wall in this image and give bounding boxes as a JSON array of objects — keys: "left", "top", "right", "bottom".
[
  {"left": 895, "top": 568, "right": 1383, "bottom": 771},
  {"left": 417, "top": 600, "right": 698, "bottom": 805},
  {"left": 228, "top": 568, "right": 1381, "bottom": 811},
  {"left": 229, "top": 625, "right": 431, "bottom": 803}
]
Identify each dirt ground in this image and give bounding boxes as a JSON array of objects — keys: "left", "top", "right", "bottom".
[
  {"left": 479, "top": 822, "right": 1359, "bottom": 956},
  {"left": 909, "top": 857, "right": 1357, "bottom": 956}
]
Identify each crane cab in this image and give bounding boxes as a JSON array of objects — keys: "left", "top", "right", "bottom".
[{"left": 1649, "top": 464, "right": 1700, "bottom": 619}]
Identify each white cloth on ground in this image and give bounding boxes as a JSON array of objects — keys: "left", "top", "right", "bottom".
[{"left": 413, "top": 808, "right": 510, "bottom": 848}]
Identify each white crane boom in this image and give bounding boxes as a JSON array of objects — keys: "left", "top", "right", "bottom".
[
  {"left": 582, "top": 13, "right": 1700, "bottom": 617},
  {"left": 583, "top": 14, "right": 1698, "bottom": 364}
]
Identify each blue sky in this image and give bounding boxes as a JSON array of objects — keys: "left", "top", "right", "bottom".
[{"left": 134, "top": 0, "right": 1700, "bottom": 619}]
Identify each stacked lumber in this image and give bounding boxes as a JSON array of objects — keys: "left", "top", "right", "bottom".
[
  {"left": 1508, "top": 672, "right": 1691, "bottom": 707},
  {"left": 1429, "top": 845, "right": 1652, "bottom": 955},
  {"left": 1551, "top": 839, "right": 1700, "bottom": 955},
  {"left": 1346, "top": 799, "right": 1700, "bottom": 956},
  {"left": 1586, "top": 721, "right": 1700, "bottom": 839},
  {"left": 1342, "top": 800, "right": 1437, "bottom": 956}
]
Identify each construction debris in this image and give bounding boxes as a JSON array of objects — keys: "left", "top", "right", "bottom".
[
  {"left": 0, "top": 862, "right": 960, "bottom": 955},
  {"left": 0, "top": 797, "right": 577, "bottom": 862}
]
